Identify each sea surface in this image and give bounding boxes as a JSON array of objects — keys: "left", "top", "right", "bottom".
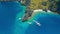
[{"left": 0, "top": 1, "right": 60, "bottom": 34}]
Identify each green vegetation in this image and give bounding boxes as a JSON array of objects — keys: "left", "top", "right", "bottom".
[
  {"left": 21, "top": 0, "right": 59, "bottom": 12},
  {"left": 29, "top": 0, "right": 49, "bottom": 10}
]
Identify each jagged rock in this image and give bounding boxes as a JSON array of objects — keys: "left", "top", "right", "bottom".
[{"left": 22, "top": 7, "right": 33, "bottom": 22}]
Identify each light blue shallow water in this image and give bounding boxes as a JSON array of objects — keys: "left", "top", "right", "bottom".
[{"left": 0, "top": 2, "right": 60, "bottom": 34}]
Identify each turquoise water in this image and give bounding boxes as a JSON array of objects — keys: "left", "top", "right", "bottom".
[
  {"left": 0, "top": 2, "right": 60, "bottom": 34},
  {"left": 15, "top": 2, "right": 60, "bottom": 34}
]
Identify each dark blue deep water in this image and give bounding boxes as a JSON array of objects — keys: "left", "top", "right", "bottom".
[
  {"left": 0, "top": 2, "right": 60, "bottom": 34},
  {"left": 0, "top": 2, "right": 22, "bottom": 34}
]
